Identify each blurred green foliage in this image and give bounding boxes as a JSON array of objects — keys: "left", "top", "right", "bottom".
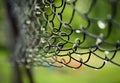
[
  {"left": 0, "top": 1, "right": 12, "bottom": 83},
  {"left": 0, "top": 0, "right": 6, "bottom": 49}
]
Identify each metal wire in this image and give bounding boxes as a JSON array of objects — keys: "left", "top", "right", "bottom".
[{"left": 13, "top": 0, "right": 120, "bottom": 70}]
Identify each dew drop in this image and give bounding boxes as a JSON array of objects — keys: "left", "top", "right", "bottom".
[
  {"left": 66, "top": 0, "right": 74, "bottom": 2},
  {"left": 34, "top": 58, "right": 38, "bottom": 61},
  {"left": 76, "top": 29, "right": 81, "bottom": 33},
  {"left": 41, "top": 38, "right": 46, "bottom": 43},
  {"left": 35, "top": 11, "right": 41, "bottom": 15},
  {"left": 28, "top": 54, "right": 33, "bottom": 58},
  {"left": 27, "top": 59, "right": 31, "bottom": 63},
  {"left": 104, "top": 51, "right": 109, "bottom": 55},
  {"left": 99, "top": 33, "right": 104, "bottom": 37},
  {"left": 104, "top": 60, "right": 108, "bottom": 63},
  {"left": 27, "top": 48, "right": 33, "bottom": 52},
  {"left": 97, "top": 20, "right": 106, "bottom": 29},
  {"left": 37, "top": 54, "right": 41, "bottom": 57},
  {"left": 67, "top": 0, "right": 70, "bottom": 2},
  {"left": 46, "top": 53, "right": 53, "bottom": 57},
  {"left": 34, "top": 48, "right": 39, "bottom": 52},
  {"left": 96, "top": 38, "right": 102, "bottom": 45},
  {"left": 25, "top": 20, "right": 31, "bottom": 25},
  {"left": 42, "top": 57, "right": 45, "bottom": 60},
  {"left": 45, "top": 5, "right": 50, "bottom": 8},
  {"left": 41, "top": 27, "right": 45, "bottom": 31},
  {"left": 35, "top": 5, "right": 40, "bottom": 9}
]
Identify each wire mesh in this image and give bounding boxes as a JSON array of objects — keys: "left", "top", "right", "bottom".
[{"left": 13, "top": 0, "right": 120, "bottom": 70}]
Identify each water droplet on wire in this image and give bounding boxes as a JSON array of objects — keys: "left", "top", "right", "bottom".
[
  {"left": 76, "top": 29, "right": 81, "bottom": 33},
  {"left": 25, "top": 20, "right": 31, "bottom": 25},
  {"left": 99, "top": 33, "right": 104, "bottom": 37},
  {"left": 45, "top": 5, "right": 50, "bottom": 8},
  {"left": 97, "top": 20, "right": 106, "bottom": 29},
  {"left": 28, "top": 54, "right": 33, "bottom": 58},
  {"left": 96, "top": 38, "right": 102, "bottom": 45},
  {"left": 67, "top": 0, "right": 70, "bottom": 2},
  {"left": 35, "top": 5, "right": 40, "bottom": 9},
  {"left": 41, "top": 38, "right": 46, "bottom": 43},
  {"left": 27, "top": 59, "right": 31, "bottom": 63},
  {"left": 104, "top": 51, "right": 109, "bottom": 55},
  {"left": 104, "top": 60, "right": 108, "bottom": 63},
  {"left": 35, "top": 11, "right": 41, "bottom": 15},
  {"left": 41, "top": 27, "right": 45, "bottom": 31}
]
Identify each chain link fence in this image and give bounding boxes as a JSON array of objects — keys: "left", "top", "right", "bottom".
[{"left": 4, "top": 0, "right": 120, "bottom": 82}]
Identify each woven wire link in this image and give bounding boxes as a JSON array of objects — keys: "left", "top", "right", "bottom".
[{"left": 15, "top": 0, "right": 120, "bottom": 69}]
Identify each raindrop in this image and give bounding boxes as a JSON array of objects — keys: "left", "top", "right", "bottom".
[
  {"left": 27, "top": 48, "right": 33, "bottom": 52},
  {"left": 46, "top": 53, "right": 52, "bottom": 57},
  {"left": 41, "top": 38, "right": 46, "bottom": 43},
  {"left": 66, "top": 0, "right": 74, "bottom": 2},
  {"left": 34, "top": 48, "right": 39, "bottom": 52},
  {"left": 42, "top": 57, "right": 45, "bottom": 60},
  {"left": 28, "top": 54, "right": 33, "bottom": 58},
  {"left": 96, "top": 38, "right": 102, "bottom": 45},
  {"left": 99, "top": 33, "right": 104, "bottom": 37},
  {"left": 97, "top": 20, "right": 106, "bottom": 29},
  {"left": 45, "top": 5, "right": 50, "bottom": 8},
  {"left": 67, "top": 0, "right": 70, "bottom": 2},
  {"left": 25, "top": 20, "right": 31, "bottom": 25},
  {"left": 27, "top": 59, "right": 31, "bottom": 63},
  {"left": 41, "top": 27, "right": 45, "bottom": 31},
  {"left": 37, "top": 54, "right": 41, "bottom": 57},
  {"left": 104, "top": 60, "right": 108, "bottom": 63},
  {"left": 104, "top": 51, "right": 109, "bottom": 55},
  {"left": 76, "top": 29, "right": 81, "bottom": 33},
  {"left": 34, "top": 58, "right": 38, "bottom": 61},
  {"left": 35, "top": 11, "right": 41, "bottom": 15}
]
